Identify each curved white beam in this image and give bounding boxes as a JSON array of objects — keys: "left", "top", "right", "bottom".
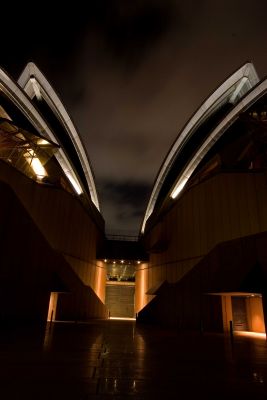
[
  {"left": 18, "top": 62, "right": 100, "bottom": 210},
  {"left": 171, "top": 77, "right": 267, "bottom": 199},
  {"left": 141, "top": 63, "right": 259, "bottom": 233},
  {"left": 0, "top": 68, "right": 86, "bottom": 200}
]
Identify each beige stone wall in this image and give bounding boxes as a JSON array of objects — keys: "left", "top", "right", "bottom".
[
  {"left": 246, "top": 296, "right": 265, "bottom": 333},
  {"left": 135, "top": 263, "right": 152, "bottom": 314},
  {"left": 141, "top": 172, "right": 267, "bottom": 310},
  {"left": 0, "top": 160, "right": 105, "bottom": 299},
  {"left": 221, "top": 295, "right": 233, "bottom": 333}
]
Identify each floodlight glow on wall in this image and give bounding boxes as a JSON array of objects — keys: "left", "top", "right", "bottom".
[
  {"left": 24, "top": 149, "right": 47, "bottom": 180},
  {"left": 37, "top": 138, "right": 50, "bottom": 145},
  {"left": 65, "top": 171, "right": 82, "bottom": 195},
  {"left": 170, "top": 177, "right": 188, "bottom": 199},
  {"left": 19, "top": 63, "right": 100, "bottom": 209}
]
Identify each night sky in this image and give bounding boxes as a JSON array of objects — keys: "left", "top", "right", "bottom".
[{"left": 2, "top": 0, "right": 267, "bottom": 235}]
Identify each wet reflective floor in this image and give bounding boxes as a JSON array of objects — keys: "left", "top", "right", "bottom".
[{"left": 1, "top": 320, "right": 267, "bottom": 399}]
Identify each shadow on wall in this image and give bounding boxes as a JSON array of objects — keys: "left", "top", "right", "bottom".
[{"left": 137, "top": 231, "right": 267, "bottom": 333}]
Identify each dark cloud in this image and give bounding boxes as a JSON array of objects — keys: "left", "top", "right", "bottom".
[
  {"left": 102, "top": 180, "right": 151, "bottom": 206},
  {"left": 99, "top": 0, "right": 178, "bottom": 68},
  {"left": 99, "top": 180, "right": 151, "bottom": 234}
]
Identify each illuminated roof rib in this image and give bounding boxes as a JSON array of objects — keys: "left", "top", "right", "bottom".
[
  {"left": 18, "top": 62, "right": 99, "bottom": 210},
  {"left": 141, "top": 63, "right": 259, "bottom": 233},
  {"left": 0, "top": 66, "right": 99, "bottom": 207}
]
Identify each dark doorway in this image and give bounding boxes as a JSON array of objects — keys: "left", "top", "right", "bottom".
[
  {"left": 105, "top": 284, "right": 135, "bottom": 318},
  {"left": 232, "top": 297, "right": 248, "bottom": 331}
]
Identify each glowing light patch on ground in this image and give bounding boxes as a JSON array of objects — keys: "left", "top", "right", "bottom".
[
  {"left": 235, "top": 331, "right": 266, "bottom": 339},
  {"left": 109, "top": 317, "right": 136, "bottom": 321}
]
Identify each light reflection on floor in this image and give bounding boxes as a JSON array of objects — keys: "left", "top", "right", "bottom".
[
  {"left": 109, "top": 317, "right": 136, "bottom": 321},
  {"left": 234, "top": 331, "right": 266, "bottom": 339},
  {"left": 2, "top": 321, "right": 267, "bottom": 399}
]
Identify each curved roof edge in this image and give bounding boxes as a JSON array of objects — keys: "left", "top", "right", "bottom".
[
  {"left": 141, "top": 62, "right": 259, "bottom": 234},
  {"left": 170, "top": 76, "right": 267, "bottom": 199},
  {"left": 18, "top": 62, "right": 100, "bottom": 211},
  {"left": 0, "top": 66, "right": 98, "bottom": 210}
]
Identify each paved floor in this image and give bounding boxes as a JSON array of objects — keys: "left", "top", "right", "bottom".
[{"left": 1, "top": 320, "right": 267, "bottom": 399}]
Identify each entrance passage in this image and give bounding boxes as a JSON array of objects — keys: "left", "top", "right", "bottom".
[
  {"left": 104, "top": 260, "right": 136, "bottom": 318},
  {"left": 220, "top": 292, "right": 266, "bottom": 334},
  {"left": 232, "top": 297, "right": 248, "bottom": 331},
  {"left": 105, "top": 284, "right": 135, "bottom": 318}
]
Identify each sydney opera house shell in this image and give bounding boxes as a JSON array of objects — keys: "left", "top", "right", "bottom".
[
  {"left": 1, "top": 61, "right": 267, "bottom": 335},
  {"left": 137, "top": 62, "right": 267, "bottom": 334},
  {"left": 0, "top": 62, "right": 107, "bottom": 324}
]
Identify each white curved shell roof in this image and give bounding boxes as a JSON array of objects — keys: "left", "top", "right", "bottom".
[
  {"left": 18, "top": 62, "right": 100, "bottom": 210},
  {"left": 141, "top": 63, "right": 259, "bottom": 233}
]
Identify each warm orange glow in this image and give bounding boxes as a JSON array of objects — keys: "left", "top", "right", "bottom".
[
  {"left": 24, "top": 149, "right": 47, "bottom": 180},
  {"left": 235, "top": 331, "right": 266, "bottom": 339},
  {"left": 135, "top": 263, "right": 149, "bottom": 314},
  {"left": 47, "top": 292, "right": 58, "bottom": 321},
  {"left": 95, "top": 260, "right": 106, "bottom": 302},
  {"left": 219, "top": 293, "right": 266, "bottom": 334},
  {"left": 95, "top": 265, "right": 101, "bottom": 299},
  {"left": 246, "top": 296, "right": 265, "bottom": 333},
  {"left": 221, "top": 295, "right": 233, "bottom": 333},
  {"left": 110, "top": 317, "right": 136, "bottom": 321},
  {"left": 140, "top": 268, "right": 146, "bottom": 308},
  {"left": 252, "top": 314, "right": 263, "bottom": 330}
]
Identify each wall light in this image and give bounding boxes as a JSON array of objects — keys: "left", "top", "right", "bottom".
[{"left": 24, "top": 149, "right": 47, "bottom": 180}]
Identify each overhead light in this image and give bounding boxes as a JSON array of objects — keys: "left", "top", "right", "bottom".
[
  {"left": 37, "top": 138, "right": 50, "bottom": 145},
  {"left": 24, "top": 149, "right": 47, "bottom": 180},
  {"left": 104, "top": 259, "right": 107, "bottom": 263},
  {"left": 121, "top": 260, "right": 124, "bottom": 263},
  {"left": 113, "top": 261, "right": 116, "bottom": 264},
  {"left": 137, "top": 261, "right": 141, "bottom": 264}
]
